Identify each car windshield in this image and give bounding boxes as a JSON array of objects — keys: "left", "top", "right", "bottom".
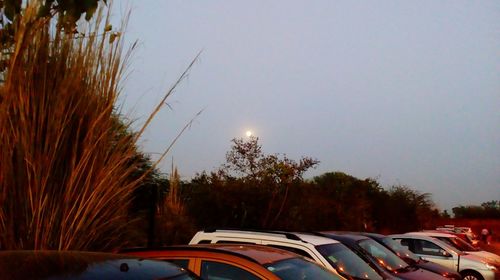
[
  {"left": 357, "top": 239, "right": 409, "bottom": 272},
  {"left": 380, "top": 237, "right": 420, "bottom": 263},
  {"left": 436, "top": 236, "right": 478, "bottom": 251},
  {"left": 0, "top": 251, "right": 199, "bottom": 280},
  {"left": 316, "top": 243, "right": 383, "bottom": 280},
  {"left": 265, "top": 257, "right": 343, "bottom": 280}
]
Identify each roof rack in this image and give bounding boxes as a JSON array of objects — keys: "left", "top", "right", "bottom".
[{"left": 203, "top": 227, "right": 303, "bottom": 241}]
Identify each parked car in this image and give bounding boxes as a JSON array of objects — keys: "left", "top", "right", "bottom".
[
  {"left": 431, "top": 229, "right": 479, "bottom": 246},
  {"left": 122, "top": 244, "right": 345, "bottom": 280},
  {"left": 390, "top": 233, "right": 500, "bottom": 280},
  {"left": 316, "top": 232, "right": 450, "bottom": 280},
  {"left": 355, "top": 232, "right": 461, "bottom": 279},
  {"left": 189, "top": 228, "right": 383, "bottom": 280},
  {"left": 435, "top": 226, "right": 478, "bottom": 245},
  {"left": 0, "top": 250, "right": 200, "bottom": 280},
  {"left": 408, "top": 231, "right": 500, "bottom": 264}
]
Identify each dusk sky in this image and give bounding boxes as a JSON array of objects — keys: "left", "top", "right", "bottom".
[{"left": 114, "top": 1, "right": 499, "bottom": 211}]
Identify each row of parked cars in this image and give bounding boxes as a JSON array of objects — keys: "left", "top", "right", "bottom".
[
  {"left": 0, "top": 228, "right": 498, "bottom": 279},
  {"left": 178, "top": 229, "right": 499, "bottom": 280}
]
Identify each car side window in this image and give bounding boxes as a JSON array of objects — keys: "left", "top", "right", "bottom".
[
  {"left": 414, "top": 240, "right": 449, "bottom": 257},
  {"left": 164, "top": 259, "right": 190, "bottom": 270},
  {"left": 200, "top": 260, "right": 261, "bottom": 280},
  {"left": 394, "top": 239, "right": 412, "bottom": 251}
]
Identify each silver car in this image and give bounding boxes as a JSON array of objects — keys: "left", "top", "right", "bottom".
[{"left": 390, "top": 234, "right": 500, "bottom": 280}]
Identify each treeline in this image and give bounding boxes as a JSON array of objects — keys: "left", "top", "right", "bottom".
[
  {"left": 452, "top": 201, "right": 500, "bottom": 219},
  {"left": 182, "top": 172, "right": 439, "bottom": 233},
  {"left": 145, "top": 137, "right": 442, "bottom": 245}
]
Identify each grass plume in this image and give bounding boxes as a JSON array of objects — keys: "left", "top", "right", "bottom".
[{"left": 0, "top": 1, "right": 177, "bottom": 251}]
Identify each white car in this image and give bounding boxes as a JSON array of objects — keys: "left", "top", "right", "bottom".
[
  {"left": 408, "top": 231, "right": 500, "bottom": 264},
  {"left": 190, "top": 229, "right": 383, "bottom": 280},
  {"left": 390, "top": 233, "right": 500, "bottom": 280}
]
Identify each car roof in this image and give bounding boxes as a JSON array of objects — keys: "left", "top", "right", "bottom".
[
  {"left": 315, "top": 232, "right": 372, "bottom": 249},
  {"left": 196, "top": 229, "right": 340, "bottom": 246},
  {"left": 427, "top": 230, "right": 468, "bottom": 237},
  {"left": 319, "top": 231, "right": 370, "bottom": 242},
  {"left": 351, "top": 232, "right": 386, "bottom": 240},
  {"left": 0, "top": 250, "right": 191, "bottom": 280},
  {"left": 389, "top": 234, "right": 450, "bottom": 246},
  {"left": 292, "top": 232, "right": 342, "bottom": 245},
  {"left": 407, "top": 231, "right": 456, "bottom": 238},
  {"left": 124, "top": 244, "right": 300, "bottom": 265}
]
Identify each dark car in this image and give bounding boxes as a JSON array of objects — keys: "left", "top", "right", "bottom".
[
  {"left": 0, "top": 250, "right": 200, "bottom": 280},
  {"left": 356, "top": 232, "right": 461, "bottom": 280},
  {"left": 316, "top": 232, "right": 449, "bottom": 280}
]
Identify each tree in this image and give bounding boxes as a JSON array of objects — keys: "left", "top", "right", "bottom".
[
  {"left": 441, "top": 210, "right": 451, "bottom": 219},
  {"left": 452, "top": 201, "right": 500, "bottom": 219},
  {"left": 1, "top": 0, "right": 105, "bottom": 30},
  {"left": 312, "top": 172, "right": 384, "bottom": 231},
  {"left": 222, "top": 136, "right": 318, "bottom": 184},
  {"left": 383, "top": 185, "right": 438, "bottom": 231},
  {"left": 186, "top": 137, "right": 319, "bottom": 229},
  {"left": 221, "top": 136, "right": 319, "bottom": 228},
  {"left": 0, "top": 0, "right": 108, "bottom": 76}
]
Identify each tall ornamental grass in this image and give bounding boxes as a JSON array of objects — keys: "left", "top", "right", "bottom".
[{"left": 0, "top": 3, "right": 150, "bottom": 251}]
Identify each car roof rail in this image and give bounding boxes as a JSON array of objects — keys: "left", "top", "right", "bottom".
[
  {"left": 203, "top": 227, "right": 303, "bottom": 241},
  {"left": 119, "top": 246, "right": 260, "bottom": 264}
]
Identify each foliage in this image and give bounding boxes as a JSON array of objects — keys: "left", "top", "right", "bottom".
[
  {"left": 221, "top": 136, "right": 319, "bottom": 227},
  {"left": 1, "top": 0, "right": 105, "bottom": 29},
  {"left": 155, "top": 167, "right": 195, "bottom": 246},
  {"left": 452, "top": 201, "right": 500, "bottom": 219},
  {"left": 181, "top": 138, "right": 440, "bottom": 234},
  {"left": 0, "top": 0, "right": 109, "bottom": 80},
  {"left": 222, "top": 136, "right": 319, "bottom": 183},
  {"left": 379, "top": 185, "right": 439, "bottom": 232},
  {"left": 183, "top": 168, "right": 441, "bottom": 233},
  {"left": 312, "top": 172, "right": 381, "bottom": 231}
]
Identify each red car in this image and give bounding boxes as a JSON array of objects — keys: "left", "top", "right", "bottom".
[
  {"left": 122, "top": 244, "right": 345, "bottom": 280},
  {"left": 426, "top": 230, "right": 478, "bottom": 247}
]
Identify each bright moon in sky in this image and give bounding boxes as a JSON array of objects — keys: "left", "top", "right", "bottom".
[{"left": 246, "top": 130, "right": 253, "bottom": 137}]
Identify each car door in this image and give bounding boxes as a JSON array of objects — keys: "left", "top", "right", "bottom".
[
  {"left": 199, "top": 260, "right": 263, "bottom": 280},
  {"left": 161, "top": 256, "right": 274, "bottom": 280},
  {"left": 193, "top": 257, "right": 277, "bottom": 280},
  {"left": 394, "top": 238, "right": 456, "bottom": 271}
]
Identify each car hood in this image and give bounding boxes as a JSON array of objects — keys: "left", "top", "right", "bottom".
[
  {"left": 416, "top": 260, "right": 461, "bottom": 279},
  {"left": 395, "top": 267, "right": 447, "bottom": 280}
]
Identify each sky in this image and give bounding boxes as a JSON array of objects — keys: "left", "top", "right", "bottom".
[{"left": 112, "top": 1, "right": 499, "bottom": 212}]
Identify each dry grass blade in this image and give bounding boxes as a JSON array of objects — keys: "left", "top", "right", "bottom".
[
  {"left": 134, "top": 51, "right": 202, "bottom": 142},
  {"left": 0, "top": 2, "right": 146, "bottom": 251}
]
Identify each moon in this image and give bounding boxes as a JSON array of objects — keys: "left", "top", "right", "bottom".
[{"left": 246, "top": 130, "right": 253, "bottom": 137}]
